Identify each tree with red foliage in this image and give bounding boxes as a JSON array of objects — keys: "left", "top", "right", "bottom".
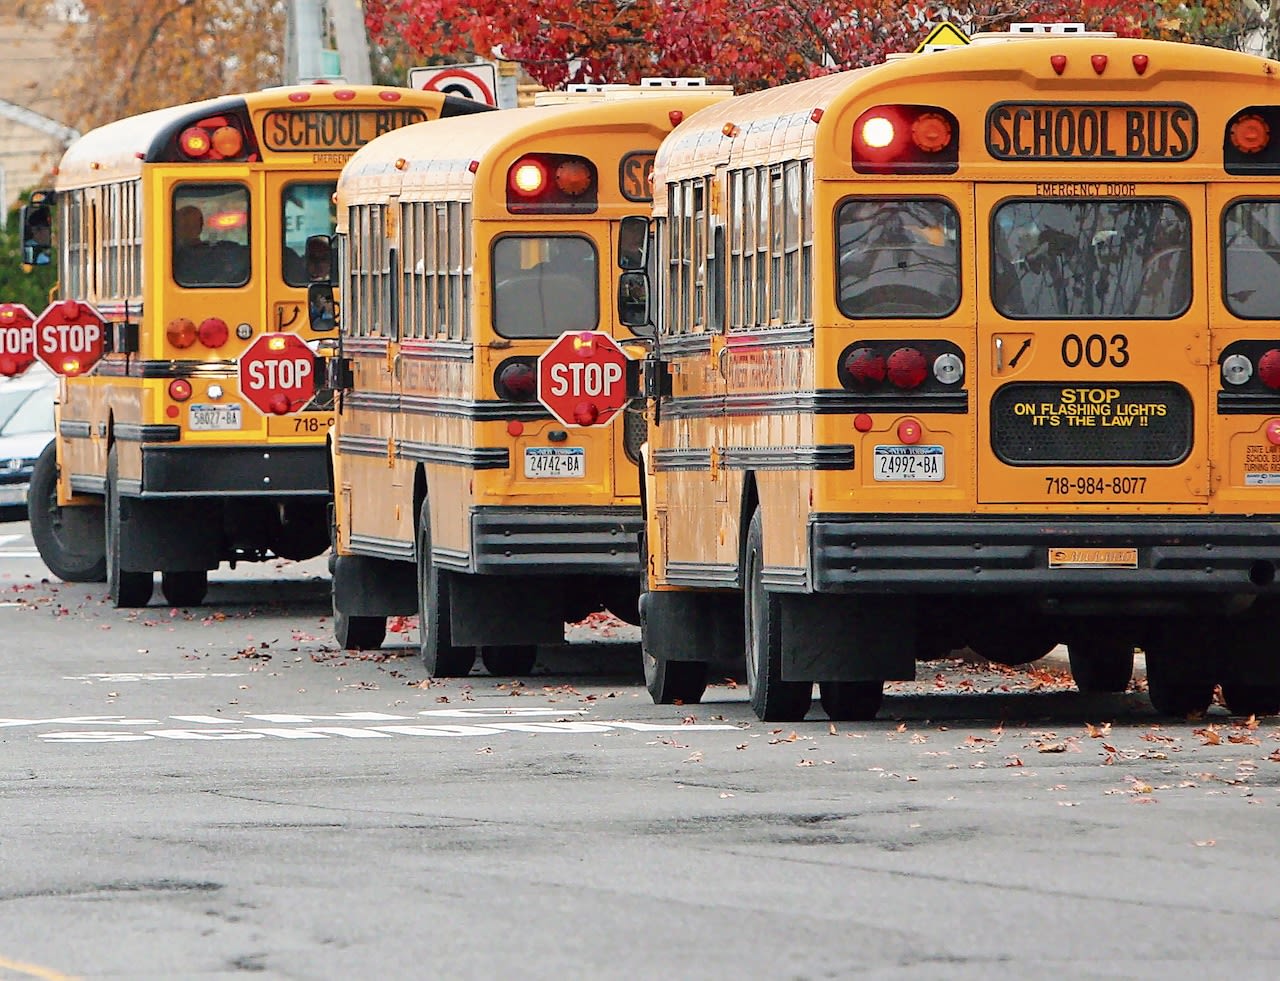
[{"left": 366, "top": 0, "right": 1170, "bottom": 92}]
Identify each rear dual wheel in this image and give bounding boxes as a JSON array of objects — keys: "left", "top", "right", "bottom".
[
  {"left": 744, "top": 509, "right": 811, "bottom": 723},
  {"left": 416, "top": 498, "right": 475, "bottom": 678}
]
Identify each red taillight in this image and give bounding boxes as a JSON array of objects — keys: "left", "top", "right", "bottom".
[
  {"left": 178, "top": 126, "right": 210, "bottom": 158},
  {"left": 210, "top": 125, "right": 243, "bottom": 158},
  {"left": 510, "top": 159, "right": 548, "bottom": 198},
  {"left": 198, "top": 317, "right": 229, "bottom": 349},
  {"left": 887, "top": 347, "right": 928, "bottom": 389},
  {"left": 166, "top": 317, "right": 197, "bottom": 349},
  {"left": 1259, "top": 349, "right": 1280, "bottom": 389},
  {"left": 897, "top": 418, "right": 922, "bottom": 444},
  {"left": 168, "top": 379, "right": 192, "bottom": 402},
  {"left": 1231, "top": 113, "right": 1271, "bottom": 154},
  {"left": 496, "top": 361, "right": 537, "bottom": 401},
  {"left": 843, "top": 347, "right": 886, "bottom": 387}
]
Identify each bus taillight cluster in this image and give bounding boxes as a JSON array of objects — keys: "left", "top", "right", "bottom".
[
  {"left": 506, "top": 153, "right": 598, "bottom": 214},
  {"left": 177, "top": 115, "right": 256, "bottom": 162},
  {"left": 166, "top": 316, "right": 230, "bottom": 351},
  {"left": 495, "top": 357, "right": 537, "bottom": 402},
  {"left": 852, "top": 105, "right": 959, "bottom": 175},
  {"left": 838, "top": 341, "right": 965, "bottom": 393}
]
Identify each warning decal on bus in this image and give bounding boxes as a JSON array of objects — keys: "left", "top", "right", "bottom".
[
  {"left": 263, "top": 109, "right": 429, "bottom": 152},
  {"left": 985, "top": 102, "right": 1196, "bottom": 162}
]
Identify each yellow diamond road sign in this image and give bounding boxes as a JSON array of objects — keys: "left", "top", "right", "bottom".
[{"left": 915, "top": 22, "right": 971, "bottom": 53}]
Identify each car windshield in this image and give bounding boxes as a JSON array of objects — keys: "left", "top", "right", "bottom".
[{"left": 0, "top": 386, "right": 54, "bottom": 437}]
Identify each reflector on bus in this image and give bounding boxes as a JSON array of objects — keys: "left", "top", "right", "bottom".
[{"left": 507, "top": 153, "right": 599, "bottom": 214}]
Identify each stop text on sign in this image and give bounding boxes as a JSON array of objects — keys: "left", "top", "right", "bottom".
[
  {"left": 0, "top": 325, "right": 34, "bottom": 354},
  {"left": 39, "top": 320, "right": 101, "bottom": 355},
  {"left": 985, "top": 102, "right": 1197, "bottom": 161},
  {"left": 246, "top": 357, "right": 312, "bottom": 390},
  {"left": 547, "top": 360, "right": 623, "bottom": 398}
]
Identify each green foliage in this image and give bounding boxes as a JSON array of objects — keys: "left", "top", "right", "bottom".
[{"left": 0, "top": 206, "right": 57, "bottom": 313}]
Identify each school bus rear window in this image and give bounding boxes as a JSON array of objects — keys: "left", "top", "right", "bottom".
[
  {"left": 173, "top": 183, "right": 250, "bottom": 289},
  {"left": 282, "top": 181, "right": 337, "bottom": 286},
  {"left": 992, "top": 199, "right": 1191, "bottom": 319},
  {"left": 1223, "top": 199, "right": 1280, "bottom": 319},
  {"left": 491, "top": 235, "right": 598, "bottom": 338},
  {"left": 836, "top": 198, "right": 959, "bottom": 318}
]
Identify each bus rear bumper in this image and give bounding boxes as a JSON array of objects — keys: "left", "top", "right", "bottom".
[
  {"left": 810, "top": 516, "right": 1280, "bottom": 595},
  {"left": 136, "top": 444, "right": 328, "bottom": 498},
  {"left": 471, "top": 506, "right": 641, "bottom": 575}
]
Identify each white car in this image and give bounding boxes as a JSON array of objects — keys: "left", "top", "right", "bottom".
[{"left": 0, "top": 364, "right": 56, "bottom": 514}]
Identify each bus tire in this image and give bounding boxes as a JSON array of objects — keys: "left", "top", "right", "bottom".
[
  {"left": 105, "top": 446, "right": 153, "bottom": 609},
  {"left": 1219, "top": 683, "right": 1280, "bottom": 718},
  {"left": 818, "top": 681, "right": 884, "bottom": 722},
  {"left": 161, "top": 570, "right": 208, "bottom": 608},
  {"left": 480, "top": 645, "right": 537, "bottom": 677},
  {"left": 416, "top": 497, "right": 475, "bottom": 678},
  {"left": 333, "top": 610, "right": 386, "bottom": 651},
  {"left": 1066, "top": 637, "right": 1135, "bottom": 693},
  {"left": 27, "top": 441, "right": 106, "bottom": 583},
  {"left": 744, "top": 508, "right": 811, "bottom": 723}
]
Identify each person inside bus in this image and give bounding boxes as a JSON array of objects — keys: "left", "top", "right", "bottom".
[
  {"left": 173, "top": 205, "right": 209, "bottom": 284},
  {"left": 23, "top": 206, "right": 52, "bottom": 266}
]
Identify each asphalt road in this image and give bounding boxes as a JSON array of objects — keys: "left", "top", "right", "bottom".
[{"left": 1, "top": 517, "right": 1278, "bottom": 980}]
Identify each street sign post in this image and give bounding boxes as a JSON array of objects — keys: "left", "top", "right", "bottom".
[
  {"left": 536, "top": 331, "right": 632, "bottom": 427},
  {"left": 0, "top": 303, "right": 37, "bottom": 377},
  {"left": 33, "top": 299, "right": 106, "bottom": 376},
  {"left": 238, "top": 332, "right": 316, "bottom": 415}
]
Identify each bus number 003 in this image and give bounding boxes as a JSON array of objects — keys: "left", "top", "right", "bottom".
[{"left": 1061, "top": 333, "right": 1129, "bottom": 368}]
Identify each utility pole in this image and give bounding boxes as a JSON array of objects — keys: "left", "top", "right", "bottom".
[{"left": 286, "top": 0, "right": 372, "bottom": 85}]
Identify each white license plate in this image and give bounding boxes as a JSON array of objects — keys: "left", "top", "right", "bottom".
[
  {"left": 524, "top": 446, "right": 584, "bottom": 478},
  {"left": 874, "top": 445, "right": 944, "bottom": 481},
  {"left": 189, "top": 403, "right": 243, "bottom": 431}
]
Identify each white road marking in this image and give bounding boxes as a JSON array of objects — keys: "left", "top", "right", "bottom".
[
  {"left": 63, "top": 672, "right": 244, "bottom": 682},
  {"left": 0, "top": 535, "right": 21, "bottom": 547}
]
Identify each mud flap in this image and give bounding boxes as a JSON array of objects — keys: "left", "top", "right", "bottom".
[
  {"left": 639, "top": 590, "right": 723, "bottom": 663},
  {"left": 119, "top": 496, "right": 220, "bottom": 572},
  {"left": 331, "top": 553, "right": 416, "bottom": 618},
  {"left": 448, "top": 574, "right": 565, "bottom": 646},
  {"left": 779, "top": 593, "right": 916, "bottom": 683}
]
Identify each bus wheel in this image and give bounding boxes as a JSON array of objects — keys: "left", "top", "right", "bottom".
[
  {"left": 744, "top": 508, "right": 811, "bottom": 723},
  {"left": 818, "top": 681, "right": 884, "bottom": 722},
  {"left": 105, "top": 446, "right": 153, "bottom": 609},
  {"left": 416, "top": 498, "right": 475, "bottom": 678},
  {"left": 1066, "top": 637, "right": 1135, "bottom": 693},
  {"left": 27, "top": 442, "right": 106, "bottom": 583},
  {"left": 161, "top": 571, "right": 208, "bottom": 608},
  {"left": 1219, "top": 683, "right": 1280, "bottom": 718},
  {"left": 481, "top": 645, "right": 537, "bottom": 677},
  {"left": 333, "top": 610, "right": 385, "bottom": 651},
  {"left": 1147, "top": 678, "right": 1215, "bottom": 718}
]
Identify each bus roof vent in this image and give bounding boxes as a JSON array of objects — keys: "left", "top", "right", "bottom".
[{"left": 971, "top": 22, "right": 1116, "bottom": 43}]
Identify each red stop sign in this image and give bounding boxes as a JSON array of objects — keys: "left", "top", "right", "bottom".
[
  {"left": 0, "top": 303, "right": 38, "bottom": 377},
  {"left": 536, "top": 331, "right": 632, "bottom": 427},
  {"left": 239, "top": 332, "right": 316, "bottom": 415},
  {"left": 33, "top": 299, "right": 106, "bottom": 376}
]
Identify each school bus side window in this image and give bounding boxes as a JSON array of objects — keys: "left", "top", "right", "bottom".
[
  {"left": 172, "top": 183, "right": 250, "bottom": 289},
  {"left": 491, "top": 235, "right": 597, "bottom": 339},
  {"left": 991, "top": 199, "right": 1190, "bottom": 319},
  {"left": 836, "top": 198, "right": 959, "bottom": 318},
  {"left": 1223, "top": 200, "right": 1280, "bottom": 318},
  {"left": 282, "top": 181, "right": 337, "bottom": 286}
]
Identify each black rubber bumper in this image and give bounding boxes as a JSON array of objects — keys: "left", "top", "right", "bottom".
[
  {"left": 810, "top": 515, "right": 1280, "bottom": 595},
  {"left": 471, "top": 505, "right": 641, "bottom": 575},
  {"left": 139, "top": 444, "right": 327, "bottom": 497}
]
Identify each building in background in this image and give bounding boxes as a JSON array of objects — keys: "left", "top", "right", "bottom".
[{"left": 0, "top": 4, "right": 78, "bottom": 213}]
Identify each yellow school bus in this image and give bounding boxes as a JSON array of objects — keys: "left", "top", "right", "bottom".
[
  {"left": 635, "top": 24, "right": 1280, "bottom": 721},
  {"left": 22, "top": 84, "right": 489, "bottom": 608},
  {"left": 327, "top": 82, "right": 730, "bottom": 675}
]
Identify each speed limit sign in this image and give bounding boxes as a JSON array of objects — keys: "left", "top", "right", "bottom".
[{"left": 409, "top": 64, "right": 498, "bottom": 106}]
